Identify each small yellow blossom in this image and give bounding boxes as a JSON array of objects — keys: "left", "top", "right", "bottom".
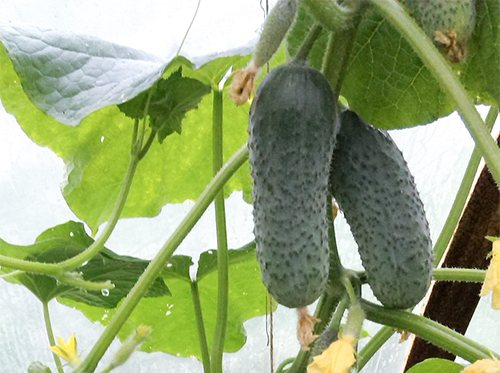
[
  {"left": 461, "top": 357, "right": 500, "bottom": 373},
  {"left": 49, "top": 334, "right": 81, "bottom": 368},
  {"left": 480, "top": 240, "right": 500, "bottom": 310},
  {"left": 307, "top": 334, "right": 356, "bottom": 373}
]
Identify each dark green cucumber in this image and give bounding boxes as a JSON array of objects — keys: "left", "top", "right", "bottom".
[
  {"left": 249, "top": 64, "right": 338, "bottom": 308},
  {"left": 330, "top": 110, "right": 433, "bottom": 309}
]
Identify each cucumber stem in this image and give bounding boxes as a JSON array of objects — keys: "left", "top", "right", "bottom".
[
  {"left": 356, "top": 325, "right": 395, "bottom": 370},
  {"left": 191, "top": 280, "right": 212, "bottom": 373},
  {"left": 210, "top": 89, "right": 230, "bottom": 373},
  {"left": 360, "top": 298, "right": 499, "bottom": 362},
  {"left": 306, "top": 0, "right": 361, "bottom": 32},
  {"left": 292, "top": 23, "right": 323, "bottom": 64},
  {"left": 43, "top": 302, "right": 64, "bottom": 373},
  {"left": 321, "top": 5, "right": 366, "bottom": 99}
]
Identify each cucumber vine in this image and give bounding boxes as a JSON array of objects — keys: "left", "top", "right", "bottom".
[{"left": 0, "top": 0, "right": 499, "bottom": 372}]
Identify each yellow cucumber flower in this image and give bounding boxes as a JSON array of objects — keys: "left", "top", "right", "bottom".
[
  {"left": 49, "top": 334, "right": 81, "bottom": 368},
  {"left": 480, "top": 239, "right": 500, "bottom": 310},
  {"left": 461, "top": 357, "right": 500, "bottom": 373},
  {"left": 307, "top": 334, "right": 356, "bottom": 373}
]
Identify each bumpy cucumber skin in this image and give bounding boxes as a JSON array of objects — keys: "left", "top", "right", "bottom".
[
  {"left": 249, "top": 64, "right": 338, "bottom": 308},
  {"left": 330, "top": 110, "right": 433, "bottom": 309},
  {"left": 407, "top": 0, "right": 476, "bottom": 43}
]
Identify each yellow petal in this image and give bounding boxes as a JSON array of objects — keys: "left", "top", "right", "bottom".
[
  {"left": 49, "top": 335, "right": 81, "bottom": 368},
  {"left": 49, "top": 345, "right": 68, "bottom": 360},
  {"left": 480, "top": 241, "right": 500, "bottom": 310},
  {"left": 307, "top": 335, "right": 356, "bottom": 373},
  {"left": 492, "top": 286, "right": 500, "bottom": 310},
  {"left": 461, "top": 358, "right": 500, "bottom": 373}
]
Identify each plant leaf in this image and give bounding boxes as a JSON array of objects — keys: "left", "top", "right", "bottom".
[
  {"left": 183, "top": 54, "right": 251, "bottom": 88},
  {"left": 0, "top": 45, "right": 252, "bottom": 232},
  {"left": 405, "top": 358, "right": 464, "bottom": 373},
  {"left": 462, "top": 0, "right": 500, "bottom": 105},
  {"left": 0, "top": 221, "right": 170, "bottom": 306},
  {"left": 60, "top": 244, "right": 270, "bottom": 359},
  {"left": 0, "top": 23, "right": 167, "bottom": 126},
  {"left": 196, "top": 241, "right": 255, "bottom": 281},
  {"left": 150, "top": 68, "right": 212, "bottom": 142},
  {"left": 287, "top": 2, "right": 499, "bottom": 129}
]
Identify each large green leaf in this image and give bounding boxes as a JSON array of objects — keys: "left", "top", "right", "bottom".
[
  {"left": 405, "top": 358, "right": 464, "bottom": 373},
  {"left": 463, "top": 0, "right": 500, "bottom": 105},
  {"left": 287, "top": 1, "right": 499, "bottom": 129},
  {"left": 60, "top": 245, "right": 270, "bottom": 360},
  {"left": 0, "top": 24, "right": 167, "bottom": 126},
  {"left": 0, "top": 221, "right": 170, "bottom": 306},
  {"left": 0, "top": 44, "right": 252, "bottom": 232}
]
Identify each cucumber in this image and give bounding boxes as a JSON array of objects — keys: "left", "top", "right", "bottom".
[
  {"left": 406, "top": 0, "right": 476, "bottom": 63},
  {"left": 330, "top": 110, "right": 433, "bottom": 309},
  {"left": 248, "top": 64, "right": 338, "bottom": 308}
]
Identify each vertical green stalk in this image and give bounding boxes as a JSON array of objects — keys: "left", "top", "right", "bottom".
[
  {"left": 210, "top": 89, "right": 229, "bottom": 373},
  {"left": 321, "top": 6, "right": 365, "bottom": 99},
  {"left": 369, "top": 0, "right": 500, "bottom": 185},
  {"left": 43, "top": 302, "right": 64, "bottom": 373},
  {"left": 433, "top": 105, "right": 499, "bottom": 264},
  {"left": 191, "top": 280, "right": 211, "bottom": 373}
]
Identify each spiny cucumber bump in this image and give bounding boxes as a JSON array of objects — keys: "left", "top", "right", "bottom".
[{"left": 249, "top": 64, "right": 338, "bottom": 308}]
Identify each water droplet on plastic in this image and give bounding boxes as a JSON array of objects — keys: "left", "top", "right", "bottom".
[
  {"left": 101, "top": 289, "right": 110, "bottom": 297},
  {"left": 100, "top": 136, "right": 105, "bottom": 143},
  {"left": 166, "top": 263, "right": 173, "bottom": 268},
  {"left": 165, "top": 310, "right": 172, "bottom": 316},
  {"left": 69, "top": 232, "right": 74, "bottom": 237}
]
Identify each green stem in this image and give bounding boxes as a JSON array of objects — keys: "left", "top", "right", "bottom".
[
  {"left": 210, "top": 90, "right": 229, "bottom": 373},
  {"left": 276, "top": 358, "right": 295, "bottom": 373},
  {"left": 292, "top": 23, "right": 323, "bottom": 64},
  {"left": 191, "top": 281, "right": 211, "bottom": 373},
  {"left": 433, "top": 267, "right": 486, "bottom": 282},
  {"left": 326, "top": 198, "right": 344, "bottom": 298},
  {"left": 43, "top": 302, "right": 64, "bottom": 373},
  {"left": 369, "top": 0, "right": 500, "bottom": 185},
  {"left": 305, "top": 0, "right": 360, "bottom": 31},
  {"left": 54, "top": 273, "right": 114, "bottom": 292},
  {"left": 0, "top": 269, "right": 23, "bottom": 278},
  {"left": 0, "top": 121, "right": 142, "bottom": 276},
  {"left": 321, "top": 5, "right": 365, "bottom": 99},
  {"left": 75, "top": 144, "right": 249, "bottom": 373},
  {"left": 360, "top": 299, "right": 499, "bottom": 363},
  {"left": 138, "top": 128, "right": 157, "bottom": 161},
  {"left": 433, "top": 105, "right": 499, "bottom": 264},
  {"left": 357, "top": 266, "right": 488, "bottom": 369},
  {"left": 356, "top": 326, "right": 394, "bottom": 371}
]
